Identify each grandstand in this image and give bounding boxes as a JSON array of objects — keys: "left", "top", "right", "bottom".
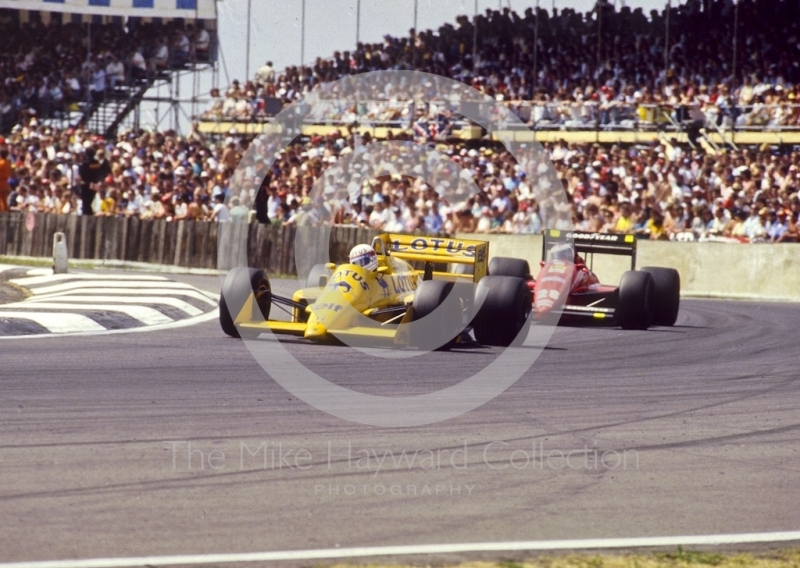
[
  {"left": 195, "top": 0, "right": 800, "bottom": 149},
  {"left": 0, "top": 0, "right": 218, "bottom": 138}
]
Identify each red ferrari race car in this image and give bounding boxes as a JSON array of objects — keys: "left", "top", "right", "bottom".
[
  {"left": 484, "top": 230, "right": 680, "bottom": 330},
  {"left": 531, "top": 230, "right": 680, "bottom": 329}
]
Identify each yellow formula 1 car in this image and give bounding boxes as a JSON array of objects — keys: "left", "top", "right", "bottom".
[{"left": 219, "top": 233, "right": 533, "bottom": 348}]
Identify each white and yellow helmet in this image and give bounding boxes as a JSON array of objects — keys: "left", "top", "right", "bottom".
[{"left": 348, "top": 244, "right": 378, "bottom": 271}]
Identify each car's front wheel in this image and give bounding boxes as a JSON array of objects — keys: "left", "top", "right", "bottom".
[{"left": 219, "top": 267, "right": 271, "bottom": 338}]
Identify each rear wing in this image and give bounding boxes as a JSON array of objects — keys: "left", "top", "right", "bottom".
[
  {"left": 543, "top": 229, "right": 637, "bottom": 270},
  {"left": 374, "top": 233, "right": 489, "bottom": 282}
]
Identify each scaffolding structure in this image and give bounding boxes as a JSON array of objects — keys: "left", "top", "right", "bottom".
[{"left": 107, "top": 55, "right": 220, "bottom": 136}]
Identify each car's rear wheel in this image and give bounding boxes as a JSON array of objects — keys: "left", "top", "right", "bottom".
[
  {"left": 219, "top": 267, "right": 271, "bottom": 338},
  {"left": 640, "top": 267, "right": 681, "bottom": 326},
  {"left": 489, "top": 257, "right": 531, "bottom": 279},
  {"left": 616, "top": 270, "right": 654, "bottom": 330},
  {"left": 472, "top": 275, "right": 532, "bottom": 347},
  {"left": 411, "top": 280, "right": 464, "bottom": 349}
]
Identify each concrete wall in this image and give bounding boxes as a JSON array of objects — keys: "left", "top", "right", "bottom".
[
  {"left": 457, "top": 233, "right": 800, "bottom": 302},
  {"left": 636, "top": 240, "right": 800, "bottom": 301}
]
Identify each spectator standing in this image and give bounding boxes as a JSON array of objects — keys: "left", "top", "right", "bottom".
[
  {"left": 77, "top": 147, "right": 110, "bottom": 216},
  {"left": 210, "top": 193, "right": 230, "bottom": 222},
  {"left": 9, "top": 186, "right": 27, "bottom": 211},
  {"left": 777, "top": 212, "right": 799, "bottom": 242},
  {"left": 613, "top": 202, "right": 634, "bottom": 233},
  {"left": 152, "top": 39, "right": 170, "bottom": 72},
  {"left": 172, "top": 29, "right": 191, "bottom": 66},
  {"left": 256, "top": 61, "right": 275, "bottom": 85},
  {"left": 90, "top": 63, "right": 107, "bottom": 103},
  {"left": 129, "top": 50, "right": 147, "bottom": 81},
  {"left": 424, "top": 203, "right": 444, "bottom": 233},
  {"left": 194, "top": 24, "right": 212, "bottom": 61},
  {"left": 767, "top": 210, "right": 787, "bottom": 242},
  {"left": 229, "top": 196, "right": 250, "bottom": 222},
  {"left": 106, "top": 56, "right": 126, "bottom": 91},
  {"left": 0, "top": 149, "right": 11, "bottom": 213}
]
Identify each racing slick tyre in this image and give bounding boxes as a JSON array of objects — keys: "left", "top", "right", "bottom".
[
  {"left": 488, "top": 257, "right": 531, "bottom": 279},
  {"left": 411, "top": 280, "right": 464, "bottom": 349},
  {"left": 306, "top": 263, "right": 333, "bottom": 289},
  {"left": 219, "top": 267, "right": 272, "bottom": 339},
  {"left": 616, "top": 270, "right": 655, "bottom": 330},
  {"left": 471, "top": 275, "right": 532, "bottom": 347},
  {"left": 640, "top": 267, "right": 681, "bottom": 326}
]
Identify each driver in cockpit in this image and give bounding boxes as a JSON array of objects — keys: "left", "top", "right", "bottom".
[
  {"left": 549, "top": 243, "right": 586, "bottom": 268},
  {"left": 348, "top": 244, "right": 379, "bottom": 271}
]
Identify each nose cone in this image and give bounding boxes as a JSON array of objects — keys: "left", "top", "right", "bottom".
[
  {"left": 534, "top": 297, "right": 561, "bottom": 321},
  {"left": 533, "top": 261, "right": 574, "bottom": 319},
  {"left": 304, "top": 314, "right": 328, "bottom": 340},
  {"left": 534, "top": 300, "right": 554, "bottom": 318}
]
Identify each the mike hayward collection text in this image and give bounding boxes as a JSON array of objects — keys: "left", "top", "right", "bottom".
[{"left": 166, "top": 440, "right": 639, "bottom": 473}]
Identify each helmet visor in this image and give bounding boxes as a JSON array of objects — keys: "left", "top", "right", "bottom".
[{"left": 351, "top": 251, "right": 376, "bottom": 268}]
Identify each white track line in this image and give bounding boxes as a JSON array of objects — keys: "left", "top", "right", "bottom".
[
  {"left": 0, "top": 264, "right": 21, "bottom": 273},
  {"left": 0, "top": 303, "right": 173, "bottom": 325},
  {"left": 0, "top": 312, "right": 105, "bottom": 333},
  {"left": 2, "top": 532, "right": 800, "bottom": 568},
  {"left": 0, "top": 308, "right": 218, "bottom": 339},
  {"left": 22, "top": 295, "right": 203, "bottom": 316},
  {"left": 23, "top": 268, "right": 54, "bottom": 277},
  {"left": 31, "top": 288, "right": 217, "bottom": 306},
  {"left": 11, "top": 274, "right": 168, "bottom": 286},
  {"left": 26, "top": 280, "right": 202, "bottom": 296}
]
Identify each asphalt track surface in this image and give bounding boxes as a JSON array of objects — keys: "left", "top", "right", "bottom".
[{"left": 1, "top": 273, "right": 799, "bottom": 564}]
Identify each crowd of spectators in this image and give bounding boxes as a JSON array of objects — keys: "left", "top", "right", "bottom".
[
  {"left": 0, "top": 0, "right": 799, "bottom": 243},
  {"left": 0, "top": 123, "right": 242, "bottom": 222},
  {"left": 0, "top": 16, "right": 212, "bottom": 130},
  {"left": 1, "top": 120, "right": 798, "bottom": 244},
  {"left": 201, "top": 0, "right": 800, "bottom": 133}
]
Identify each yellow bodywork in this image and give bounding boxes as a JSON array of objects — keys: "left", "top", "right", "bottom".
[{"left": 234, "top": 233, "right": 489, "bottom": 344}]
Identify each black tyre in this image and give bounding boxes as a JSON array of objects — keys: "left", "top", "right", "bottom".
[
  {"left": 472, "top": 275, "right": 532, "bottom": 347},
  {"left": 640, "top": 267, "right": 681, "bottom": 326},
  {"left": 411, "top": 280, "right": 464, "bottom": 349},
  {"left": 488, "top": 257, "right": 531, "bottom": 279},
  {"left": 219, "top": 267, "right": 272, "bottom": 338},
  {"left": 616, "top": 270, "right": 654, "bottom": 330},
  {"left": 306, "top": 263, "right": 333, "bottom": 289}
]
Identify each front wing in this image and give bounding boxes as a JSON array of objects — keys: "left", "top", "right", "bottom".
[{"left": 234, "top": 290, "right": 415, "bottom": 345}]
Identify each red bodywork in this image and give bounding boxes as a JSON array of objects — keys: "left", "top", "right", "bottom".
[{"left": 528, "top": 255, "right": 617, "bottom": 320}]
